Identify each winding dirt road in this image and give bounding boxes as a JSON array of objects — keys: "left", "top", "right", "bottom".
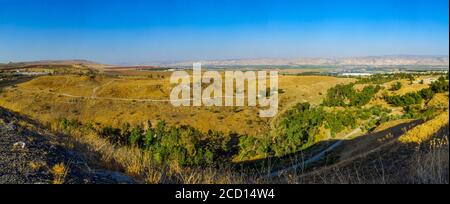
[{"left": 268, "top": 128, "right": 362, "bottom": 178}]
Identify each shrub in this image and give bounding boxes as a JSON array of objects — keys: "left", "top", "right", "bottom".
[
  {"left": 323, "top": 83, "right": 380, "bottom": 107},
  {"left": 430, "top": 77, "right": 449, "bottom": 93},
  {"left": 385, "top": 92, "right": 423, "bottom": 106},
  {"left": 385, "top": 78, "right": 448, "bottom": 107},
  {"left": 390, "top": 82, "right": 402, "bottom": 91},
  {"left": 129, "top": 125, "right": 144, "bottom": 147}
]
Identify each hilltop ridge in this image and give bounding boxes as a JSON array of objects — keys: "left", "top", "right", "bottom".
[{"left": 151, "top": 55, "right": 449, "bottom": 67}]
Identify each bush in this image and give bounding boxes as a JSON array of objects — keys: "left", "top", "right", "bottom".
[
  {"left": 430, "top": 77, "right": 449, "bottom": 93},
  {"left": 385, "top": 77, "right": 448, "bottom": 107},
  {"left": 419, "top": 88, "right": 434, "bottom": 100},
  {"left": 253, "top": 103, "right": 392, "bottom": 158},
  {"left": 403, "top": 105, "right": 437, "bottom": 120},
  {"left": 385, "top": 92, "right": 423, "bottom": 106},
  {"left": 272, "top": 103, "right": 324, "bottom": 156},
  {"left": 100, "top": 125, "right": 122, "bottom": 145},
  {"left": 390, "top": 82, "right": 402, "bottom": 91},
  {"left": 60, "top": 118, "right": 81, "bottom": 130},
  {"left": 238, "top": 135, "right": 268, "bottom": 160},
  {"left": 95, "top": 120, "right": 222, "bottom": 166},
  {"left": 129, "top": 126, "right": 144, "bottom": 147},
  {"left": 323, "top": 83, "right": 380, "bottom": 107}
]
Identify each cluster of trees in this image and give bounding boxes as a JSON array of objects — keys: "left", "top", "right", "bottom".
[
  {"left": 272, "top": 103, "right": 325, "bottom": 156},
  {"left": 322, "top": 83, "right": 381, "bottom": 107},
  {"left": 385, "top": 92, "right": 424, "bottom": 107},
  {"left": 235, "top": 75, "right": 448, "bottom": 160},
  {"left": 60, "top": 119, "right": 231, "bottom": 166},
  {"left": 402, "top": 105, "right": 437, "bottom": 120},
  {"left": 430, "top": 76, "right": 449, "bottom": 93},
  {"left": 385, "top": 76, "right": 449, "bottom": 107},
  {"left": 238, "top": 103, "right": 392, "bottom": 159},
  {"left": 355, "top": 73, "right": 415, "bottom": 84},
  {"left": 390, "top": 82, "right": 402, "bottom": 91},
  {"left": 238, "top": 135, "right": 271, "bottom": 160}
]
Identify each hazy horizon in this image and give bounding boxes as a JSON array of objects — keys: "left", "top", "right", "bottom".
[{"left": 1, "top": 0, "right": 448, "bottom": 64}]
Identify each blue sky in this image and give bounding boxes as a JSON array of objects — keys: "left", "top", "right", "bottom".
[{"left": 0, "top": 0, "right": 448, "bottom": 64}]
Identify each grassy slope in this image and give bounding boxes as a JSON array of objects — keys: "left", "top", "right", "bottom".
[
  {"left": 0, "top": 74, "right": 353, "bottom": 135},
  {"left": 287, "top": 110, "right": 449, "bottom": 184},
  {"left": 0, "top": 72, "right": 447, "bottom": 183}
]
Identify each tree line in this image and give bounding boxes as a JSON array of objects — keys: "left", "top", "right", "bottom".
[
  {"left": 322, "top": 83, "right": 381, "bottom": 107},
  {"left": 60, "top": 119, "right": 231, "bottom": 166},
  {"left": 238, "top": 103, "right": 392, "bottom": 159},
  {"left": 385, "top": 76, "right": 449, "bottom": 107}
]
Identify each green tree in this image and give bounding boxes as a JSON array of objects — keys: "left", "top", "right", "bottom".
[
  {"left": 390, "top": 82, "right": 402, "bottom": 91},
  {"left": 129, "top": 125, "right": 144, "bottom": 147}
]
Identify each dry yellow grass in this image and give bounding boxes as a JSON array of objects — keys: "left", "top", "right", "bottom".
[
  {"left": 408, "top": 122, "right": 449, "bottom": 184},
  {"left": 364, "top": 76, "right": 442, "bottom": 115},
  {"left": 51, "top": 162, "right": 68, "bottom": 184},
  {"left": 54, "top": 124, "right": 256, "bottom": 183},
  {"left": 2, "top": 72, "right": 446, "bottom": 184},
  {"left": 385, "top": 78, "right": 431, "bottom": 95},
  {"left": 399, "top": 111, "right": 449, "bottom": 144},
  {"left": 29, "top": 161, "right": 47, "bottom": 171},
  {"left": 0, "top": 74, "right": 353, "bottom": 135},
  {"left": 373, "top": 119, "right": 415, "bottom": 132},
  {"left": 428, "top": 93, "right": 449, "bottom": 108},
  {"left": 284, "top": 115, "right": 449, "bottom": 184},
  {"left": 410, "top": 141, "right": 449, "bottom": 184}
]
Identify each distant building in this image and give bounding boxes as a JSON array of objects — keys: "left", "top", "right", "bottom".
[
  {"left": 421, "top": 78, "right": 437, "bottom": 84},
  {"left": 341, "top": 73, "right": 373, "bottom": 77},
  {"left": 15, "top": 70, "right": 49, "bottom": 76}
]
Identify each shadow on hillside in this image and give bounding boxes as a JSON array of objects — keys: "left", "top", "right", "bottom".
[
  {"left": 300, "top": 123, "right": 448, "bottom": 184},
  {"left": 0, "top": 76, "right": 35, "bottom": 89},
  {"left": 234, "top": 119, "right": 424, "bottom": 176},
  {"left": 0, "top": 106, "right": 127, "bottom": 181}
]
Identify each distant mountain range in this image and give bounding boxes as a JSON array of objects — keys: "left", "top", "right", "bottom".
[
  {"left": 1, "top": 59, "right": 105, "bottom": 66},
  {"left": 152, "top": 55, "right": 449, "bottom": 67},
  {"left": 0, "top": 59, "right": 109, "bottom": 70},
  {"left": 2, "top": 55, "right": 449, "bottom": 69}
]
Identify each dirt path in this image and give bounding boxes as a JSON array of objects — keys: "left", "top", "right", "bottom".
[
  {"left": 91, "top": 79, "right": 115, "bottom": 98},
  {"left": 268, "top": 128, "right": 362, "bottom": 178},
  {"left": 17, "top": 86, "right": 251, "bottom": 102}
]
